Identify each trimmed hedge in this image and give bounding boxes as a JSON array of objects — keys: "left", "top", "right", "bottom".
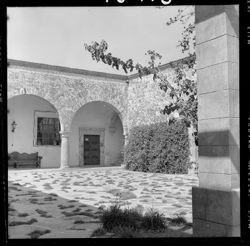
[{"left": 124, "top": 119, "right": 190, "bottom": 174}]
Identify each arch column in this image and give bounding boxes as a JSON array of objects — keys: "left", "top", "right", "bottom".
[
  {"left": 60, "top": 130, "right": 71, "bottom": 169},
  {"left": 123, "top": 126, "right": 129, "bottom": 146}
]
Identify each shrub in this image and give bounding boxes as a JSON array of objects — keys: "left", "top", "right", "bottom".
[
  {"left": 124, "top": 119, "right": 190, "bottom": 174},
  {"left": 100, "top": 205, "right": 167, "bottom": 234},
  {"left": 101, "top": 205, "right": 143, "bottom": 232}
]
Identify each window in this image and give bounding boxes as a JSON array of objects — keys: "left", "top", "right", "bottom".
[{"left": 35, "top": 112, "right": 61, "bottom": 146}]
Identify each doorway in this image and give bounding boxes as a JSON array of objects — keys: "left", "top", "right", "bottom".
[
  {"left": 79, "top": 127, "right": 105, "bottom": 166},
  {"left": 84, "top": 134, "right": 100, "bottom": 165}
]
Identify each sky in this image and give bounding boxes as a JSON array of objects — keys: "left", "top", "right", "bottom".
[{"left": 7, "top": 6, "right": 190, "bottom": 75}]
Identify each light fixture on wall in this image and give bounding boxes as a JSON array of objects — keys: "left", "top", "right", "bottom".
[{"left": 11, "top": 120, "right": 17, "bottom": 133}]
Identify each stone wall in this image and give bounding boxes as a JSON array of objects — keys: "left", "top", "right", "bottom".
[
  {"left": 127, "top": 66, "right": 180, "bottom": 131},
  {"left": 127, "top": 58, "right": 195, "bottom": 132},
  {"left": 127, "top": 74, "right": 170, "bottom": 131},
  {"left": 8, "top": 58, "right": 197, "bottom": 167},
  {"left": 8, "top": 61, "right": 128, "bottom": 131}
]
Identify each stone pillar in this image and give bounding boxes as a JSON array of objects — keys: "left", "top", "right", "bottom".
[
  {"left": 192, "top": 5, "right": 240, "bottom": 236},
  {"left": 123, "top": 126, "right": 129, "bottom": 146},
  {"left": 60, "top": 130, "right": 71, "bottom": 169}
]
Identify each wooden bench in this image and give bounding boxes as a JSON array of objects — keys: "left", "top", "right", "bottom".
[{"left": 8, "top": 152, "right": 42, "bottom": 168}]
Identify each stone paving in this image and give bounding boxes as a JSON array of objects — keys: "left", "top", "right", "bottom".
[{"left": 8, "top": 167, "right": 198, "bottom": 238}]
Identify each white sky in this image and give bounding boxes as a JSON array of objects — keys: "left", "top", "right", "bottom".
[{"left": 7, "top": 6, "right": 189, "bottom": 75}]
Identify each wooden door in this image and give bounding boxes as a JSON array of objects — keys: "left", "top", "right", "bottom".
[{"left": 84, "top": 135, "right": 100, "bottom": 165}]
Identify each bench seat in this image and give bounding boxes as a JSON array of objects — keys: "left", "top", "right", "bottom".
[{"left": 8, "top": 152, "right": 42, "bottom": 168}]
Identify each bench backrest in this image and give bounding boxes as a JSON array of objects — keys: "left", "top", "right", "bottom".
[{"left": 9, "top": 152, "right": 38, "bottom": 160}]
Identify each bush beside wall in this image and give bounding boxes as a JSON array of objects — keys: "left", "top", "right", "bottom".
[{"left": 124, "top": 120, "right": 190, "bottom": 174}]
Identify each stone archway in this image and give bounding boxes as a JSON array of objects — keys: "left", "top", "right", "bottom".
[
  {"left": 8, "top": 61, "right": 129, "bottom": 169},
  {"left": 69, "top": 101, "right": 125, "bottom": 167},
  {"left": 8, "top": 94, "right": 61, "bottom": 168}
]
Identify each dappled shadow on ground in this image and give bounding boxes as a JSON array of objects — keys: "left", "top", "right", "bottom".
[
  {"left": 8, "top": 180, "right": 193, "bottom": 239},
  {"left": 8, "top": 168, "right": 198, "bottom": 238},
  {"left": 8, "top": 181, "right": 102, "bottom": 239},
  {"left": 8, "top": 168, "right": 198, "bottom": 223}
]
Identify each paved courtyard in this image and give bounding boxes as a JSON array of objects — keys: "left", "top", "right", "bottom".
[{"left": 8, "top": 167, "right": 198, "bottom": 238}]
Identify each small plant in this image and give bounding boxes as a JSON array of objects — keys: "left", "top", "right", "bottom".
[
  {"left": 101, "top": 204, "right": 143, "bottom": 232},
  {"left": 169, "top": 214, "right": 187, "bottom": 226},
  {"left": 141, "top": 208, "right": 166, "bottom": 231}
]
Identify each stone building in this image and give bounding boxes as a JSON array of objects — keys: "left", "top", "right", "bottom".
[
  {"left": 7, "top": 5, "right": 240, "bottom": 237},
  {"left": 7, "top": 57, "right": 195, "bottom": 169}
]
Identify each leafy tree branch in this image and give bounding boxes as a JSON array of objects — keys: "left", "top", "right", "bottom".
[{"left": 83, "top": 6, "right": 197, "bottom": 144}]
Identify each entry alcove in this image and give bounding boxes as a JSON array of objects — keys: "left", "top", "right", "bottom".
[{"left": 69, "top": 101, "right": 124, "bottom": 167}]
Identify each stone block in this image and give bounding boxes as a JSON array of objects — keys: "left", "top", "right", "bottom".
[
  {"left": 228, "top": 62, "right": 239, "bottom": 90},
  {"left": 232, "top": 188, "right": 241, "bottom": 224},
  {"left": 227, "top": 35, "right": 239, "bottom": 63},
  {"left": 192, "top": 187, "right": 240, "bottom": 230},
  {"left": 193, "top": 218, "right": 240, "bottom": 237},
  {"left": 196, "top": 35, "right": 238, "bottom": 69},
  {"left": 205, "top": 188, "right": 240, "bottom": 225},
  {"left": 198, "top": 118, "right": 239, "bottom": 146},
  {"left": 196, "top": 35, "right": 228, "bottom": 69},
  {"left": 192, "top": 187, "right": 207, "bottom": 219},
  {"left": 198, "top": 146, "right": 231, "bottom": 174},
  {"left": 231, "top": 173, "right": 240, "bottom": 189},
  {"left": 197, "top": 62, "right": 228, "bottom": 95},
  {"left": 198, "top": 173, "right": 232, "bottom": 190},
  {"left": 198, "top": 172, "right": 239, "bottom": 190},
  {"left": 199, "top": 118, "right": 232, "bottom": 146},
  {"left": 230, "top": 145, "right": 240, "bottom": 174},
  {"left": 198, "top": 90, "right": 239, "bottom": 120},
  {"left": 228, "top": 117, "right": 240, "bottom": 146},
  {"left": 198, "top": 90, "right": 230, "bottom": 120},
  {"left": 229, "top": 90, "right": 239, "bottom": 118},
  {"left": 197, "top": 62, "right": 239, "bottom": 95},
  {"left": 196, "top": 12, "right": 227, "bottom": 45}
]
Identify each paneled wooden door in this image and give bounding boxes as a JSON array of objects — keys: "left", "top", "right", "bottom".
[{"left": 84, "top": 135, "right": 100, "bottom": 165}]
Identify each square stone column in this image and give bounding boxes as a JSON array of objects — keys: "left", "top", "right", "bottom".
[{"left": 193, "top": 5, "right": 240, "bottom": 237}]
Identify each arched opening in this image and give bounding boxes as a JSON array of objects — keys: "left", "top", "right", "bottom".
[
  {"left": 8, "top": 94, "right": 61, "bottom": 168},
  {"left": 69, "top": 101, "right": 124, "bottom": 167}
]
